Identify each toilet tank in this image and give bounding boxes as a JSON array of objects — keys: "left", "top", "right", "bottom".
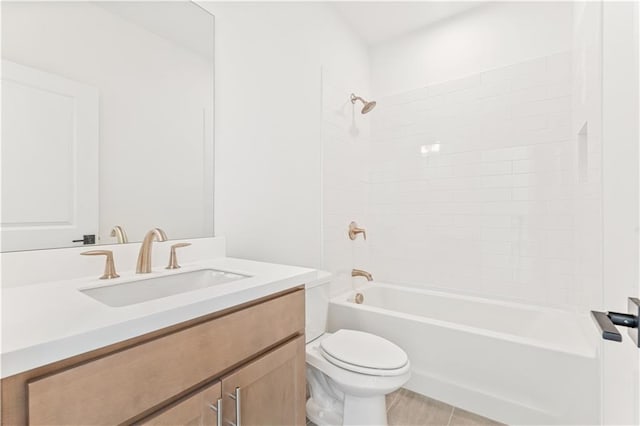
[{"left": 305, "top": 271, "right": 332, "bottom": 343}]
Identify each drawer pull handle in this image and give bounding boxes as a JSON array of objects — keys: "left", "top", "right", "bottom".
[
  {"left": 227, "top": 387, "right": 241, "bottom": 426},
  {"left": 209, "top": 398, "right": 223, "bottom": 426}
]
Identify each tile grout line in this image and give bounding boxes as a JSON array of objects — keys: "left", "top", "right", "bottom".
[
  {"left": 386, "top": 390, "right": 401, "bottom": 413},
  {"left": 446, "top": 407, "right": 455, "bottom": 426}
]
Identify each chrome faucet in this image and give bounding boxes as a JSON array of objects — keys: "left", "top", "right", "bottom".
[
  {"left": 352, "top": 269, "right": 373, "bottom": 281},
  {"left": 136, "top": 228, "right": 168, "bottom": 273}
]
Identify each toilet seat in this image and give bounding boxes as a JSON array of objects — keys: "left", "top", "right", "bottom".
[
  {"left": 306, "top": 334, "right": 411, "bottom": 395},
  {"left": 318, "top": 329, "right": 410, "bottom": 376}
]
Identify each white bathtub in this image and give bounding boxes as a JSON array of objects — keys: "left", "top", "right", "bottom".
[{"left": 327, "top": 283, "right": 600, "bottom": 425}]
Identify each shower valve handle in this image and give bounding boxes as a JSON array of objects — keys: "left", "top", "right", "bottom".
[
  {"left": 348, "top": 222, "right": 367, "bottom": 240},
  {"left": 591, "top": 297, "right": 640, "bottom": 347}
]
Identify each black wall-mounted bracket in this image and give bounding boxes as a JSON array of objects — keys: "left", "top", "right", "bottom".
[{"left": 591, "top": 297, "right": 640, "bottom": 347}]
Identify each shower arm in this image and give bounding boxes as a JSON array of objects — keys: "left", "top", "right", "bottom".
[{"left": 350, "top": 93, "right": 366, "bottom": 104}]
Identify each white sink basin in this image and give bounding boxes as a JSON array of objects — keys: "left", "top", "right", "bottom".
[{"left": 80, "top": 269, "right": 250, "bottom": 307}]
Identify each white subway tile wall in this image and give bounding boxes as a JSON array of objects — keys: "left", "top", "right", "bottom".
[
  {"left": 366, "top": 51, "right": 602, "bottom": 309},
  {"left": 322, "top": 51, "right": 603, "bottom": 310},
  {"left": 571, "top": 8, "right": 604, "bottom": 313}
]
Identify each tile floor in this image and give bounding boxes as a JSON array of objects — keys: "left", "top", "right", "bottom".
[
  {"left": 386, "top": 388, "right": 504, "bottom": 426},
  {"left": 307, "top": 388, "right": 504, "bottom": 426}
]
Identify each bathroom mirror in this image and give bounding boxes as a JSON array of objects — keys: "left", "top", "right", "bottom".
[{"left": 1, "top": 1, "right": 214, "bottom": 252}]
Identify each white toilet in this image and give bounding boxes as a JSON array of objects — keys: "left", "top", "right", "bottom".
[{"left": 305, "top": 273, "right": 411, "bottom": 426}]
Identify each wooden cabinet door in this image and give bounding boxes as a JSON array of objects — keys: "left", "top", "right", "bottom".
[
  {"left": 221, "top": 336, "right": 306, "bottom": 426},
  {"left": 139, "top": 381, "right": 222, "bottom": 426}
]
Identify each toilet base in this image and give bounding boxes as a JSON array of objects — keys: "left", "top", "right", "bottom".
[
  {"left": 306, "top": 397, "right": 344, "bottom": 426},
  {"left": 306, "top": 395, "right": 388, "bottom": 426},
  {"left": 343, "top": 394, "right": 388, "bottom": 425}
]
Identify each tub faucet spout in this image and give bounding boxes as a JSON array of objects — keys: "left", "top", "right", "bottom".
[{"left": 352, "top": 269, "right": 373, "bottom": 281}]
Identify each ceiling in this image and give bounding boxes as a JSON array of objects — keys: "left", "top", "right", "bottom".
[
  {"left": 331, "top": 2, "right": 485, "bottom": 46},
  {"left": 95, "top": 1, "right": 214, "bottom": 59}
]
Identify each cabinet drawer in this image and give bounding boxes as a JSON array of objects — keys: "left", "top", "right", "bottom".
[{"left": 27, "top": 289, "right": 304, "bottom": 425}]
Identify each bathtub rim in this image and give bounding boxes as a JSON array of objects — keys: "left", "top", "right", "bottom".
[{"left": 332, "top": 282, "right": 598, "bottom": 359}]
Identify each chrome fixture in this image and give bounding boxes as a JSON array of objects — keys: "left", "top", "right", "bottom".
[
  {"left": 110, "top": 225, "right": 129, "bottom": 244},
  {"left": 81, "top": 250, "right": 120, "bottom": 280},
  {"left": 348, "top": 221, "right": 367, "bottom": 240},
  {"left": 229, "top": 386, "right": 241, "bottom": 426},
  {"left": 136, "top": 228, "right": 168, "bottom": 273},
  {"left": 352, "top": 269, "right": 373, "bottom": 281},
  {"left": 350, "top": 93, "right": 376, "bottom": 114},
  {"left": 166, "top": 242, "right": 191, "bottom": 269},
  {"left": 208, "top": 397, "right": 223, "bottom": 426}
]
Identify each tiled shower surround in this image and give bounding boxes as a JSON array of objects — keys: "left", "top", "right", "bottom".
[{"left": 323, "top": 51, "right": 602, "bottom": 310}]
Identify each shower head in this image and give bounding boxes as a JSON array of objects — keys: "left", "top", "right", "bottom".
[
  {"left": 350, "top": 93, "right": 377, "bottom": 114},
  {"left": 361, "top": 100, "right": 377, "bottom": 114}
]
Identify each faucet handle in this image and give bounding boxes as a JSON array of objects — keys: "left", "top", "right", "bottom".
[
  {"left": 81, "top": 250, "right": 120, "bottom": 280},
  {"left": 348, "top": 221, "right": 367, "bottom": 240},
  {"left": 166, "top": 243, "right": 191, "bottom": 269}
]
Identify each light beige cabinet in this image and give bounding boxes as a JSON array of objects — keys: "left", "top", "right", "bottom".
[
  {"left": 140, "top": 336, "right": 306, "bottom": 426},
  {"left": 140, "top": 382, "right": 222, "bottom": 426},
  {"left": 1, "top": 288, "right": 305, "bottom": 426},
  {"left": 221, "top": 336, "right": 306, "bottom": 426}
]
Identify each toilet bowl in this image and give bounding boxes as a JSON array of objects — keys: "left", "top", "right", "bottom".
[{"left": 305, "top": 273, "right": 411, "bottom": 426}]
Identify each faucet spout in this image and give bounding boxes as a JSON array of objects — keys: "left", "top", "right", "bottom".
[
  {"left": 136, "top": 228, "right": 168, "bottom": 273},
  {"left": 352, "top": 268, "right": 373, "bottom": 282},
  {"left": 110, "top": 225, "right": 129, "bottom": 244}
]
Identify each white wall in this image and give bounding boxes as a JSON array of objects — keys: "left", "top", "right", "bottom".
[
  {"left": 355, "top": 2, "right": 594, "bottom": 309},
  {"left": 571, "top": 1, "right": 603, "bottom": 312},
  {"left": 2, "top": 2, "right": 213, "bottom": 244},
  {"left": 203, "top": 1, "right": 588, "bottom": 308},
  {"left": 199, "top": 2, "right": 370, "bottom": 268},
  {"left": 368, "top": 52, "right": 579, "bottom": 308},
  {"left": 371, "top": 2, "right": 574, "bottom": 97},
  {"left": 321, "top": 70, "right": 372, "bottom": 296},
  {"left": 599, "top": 2, "right": 640, "bottom": 424}
]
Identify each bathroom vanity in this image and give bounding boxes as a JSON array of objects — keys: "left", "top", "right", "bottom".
[
  {"left": 3, "top": 289, "right": 305, "bottom": 425},
  {"left": 1, "top": 239, "right": 315, "bottom": 426}
]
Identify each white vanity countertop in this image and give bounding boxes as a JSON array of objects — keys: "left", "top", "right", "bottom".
[{"left": 1, "top": 257, "right": 316, "bottom": 378}]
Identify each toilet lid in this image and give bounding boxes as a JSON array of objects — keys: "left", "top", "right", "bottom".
[{"left": 319, "top": 329, "right": 408, "bottom": 372}]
